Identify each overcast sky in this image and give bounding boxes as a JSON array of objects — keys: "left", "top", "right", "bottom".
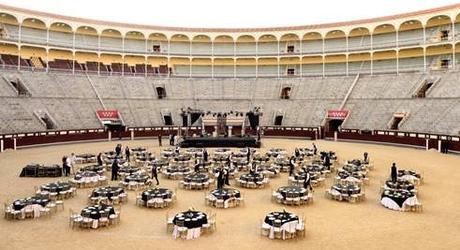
[{"left": 1, "top": 0, "right": 459, "bottom": 28}]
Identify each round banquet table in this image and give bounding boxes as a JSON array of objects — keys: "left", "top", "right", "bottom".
[
  {"left": 336, "top": 170, "right": 366, "bottom": 182},
  {"left": 81, "top": 204, "right": 115, "bottom": 220},
  {"left": 397, "top": 170, "right": 422, "bottom": 183},
  {"left": 264, "top": 211, "right": 299, "bottom": 227},
  {"left": 292, "top": 171, "right": 321, "bottom": 182},
  {"left": 125, "top": 173, "right": 150, "bottom": 184},
  {"left": 76, "top": 153, "right": 96, "bottom": 163},
  {"left": 131, "top": 147, "right": 147, "bottom": 153},
  {"left": 239, "top": 173, "right": 265, "bottom": 183},
  {"left": 163, "top": 165, "right": 192, "bottom": 179},
  {"left": 252, "top": 154, "right": 270, "bottom": 163},
  {"left": 210, "top": 188, "right": 241, "bottom": 201},
  {"left": 214, "top": 148, "right": 231, "bottom": 154},
  {"left": 266, "top": 148, "right": 287, "bottom": 157},
  {"left": 80, "top": 165, "right": 105, "bottom": 174},
  {"left": 173, "top": 211, "right": 208, "bottom": 229},
  {"left": 148, "top": 159, "right": 169, "bottom": 170},
  {"left": 320, "top": 151, "right": 337, "bottom": 160},
  {"left": 174, "top": 155, "right": 192, "bottom": 162},
  {"left": 332, "top": 183, "right": 361, "bottom": 195},
  {"left": 161, "top": 149, "right": 175, "bottom": 158},
  {"left": 74, "top": 171, "right": 99, "bottom": 180},
  {"left": 40, "top": 182, "right": 72, "bottom": 194},
  {"left": 277, "top": 186, "right": 308, "bottom": 199},
  {"left": 118, "top": 165, "right": 141, "bottom": 175},
  {"left": 273, "top": 158, "right": 291, "bottom": 171},
  {"left": 210, "top": 165, "right": 237, "bottom": 177},
  {"left": 184, "top": 148, "right": 203, "bottom": 157},
  {"left": 342, "top": 164, "right": 367, "bottom": 173},
  {"left": 299, "top": 148, "right": 314, "bottom": 157},
  {"left": 385, "top": 179, "right": 415, "bottom": 191},
  {"left": 104, "top": 158, "right": 127, "bottom": 166},
  {"left": 183, "top": 173, "right": 210, "bottom": 184},
  {"left": 381, "top": 189, "right": 415, "bottom": 209},
  {"left": 212, "top": 154, "right": 230, "bottom": 162},
  {"left": 135, "top": 152, "right": 154, "bottom": 161},
  {"left": 12, "top": 196, "right": 50, "bottom": 211},
  {"left": 91, "top": 186, "right": 125, "bottom": 200},
  {"left": 141, "top": 188, "right": 173, "bottom": 202},
  {"left": 302, "top": 164, "right": 327, "bottom": 174},
  {"left": 255, "top": 164, "right": 280, "bottom": 177}
]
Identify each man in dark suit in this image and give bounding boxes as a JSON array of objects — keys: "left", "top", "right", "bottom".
[
  {"left": 151, "top": 164, "right": 159, "bottom": 185},
  {"left": 289, "top": 157, "right": 295, "bottom": 176},
  {"left": 391, "top": 163, "right": 397, "bottom": 183},
  {"left": 111, "top": 159, "right": 119, "bottom": 181},
  {"left": 97, "top": 153, "right": 103, "bottom": 166}
]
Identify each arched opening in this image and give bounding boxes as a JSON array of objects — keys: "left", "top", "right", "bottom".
[
  {"left": 75, "top": 26, "right": 98, "bottom": 50},
  {"left": 0, "top": 13, "right": 19, "bottom": 40},
  {"left": 214, "top": 35, "right": 234, "bottom": 56},
  {"left": 192, "top": 35, "right": 212, "bottom": 55},
  {"left": 325, "top": 30, "right": 346, "bottom": 53},
  {"left": 236, "top": 58, "right": 256, "bottom": 77},
  {"left": 49, "top": 22, "right": 73, "bottom": 48},
  {"left": 156, "top": 87, "right": 167, "bottom": 99},
  {"left": 301, "top": 56, "right": 323, "bottom": 76},
  {"left": 426, "top": 44, "right": 453, "bottom": 70},
  {"left": 170, "top": 34, "right": 190, "bottom": 55},
  {"left": 191, "top": 58, "right": 212, "bottom": 77},
  {"left": 373, "top": 24, "right": 396, "bottom": 50},
  {"left": 399, "top": 47, "right": 424, "bottom": 72},
  {"left": 280, "top": 34, "right": 300, "bottom": 54},
  {"left": 169, "top": 57, "right": 190, "bottom": 76},
  {"left": 100, "top": 29, "right": 122, "bottom": 52},
  {"left": 348, "top": 27, "right": 371, "bottom": 51},
  {"left": 302, "top": 32, "right": 323, "bottom": 54},
  {"left": 213, "top": 58, "right": 234, "bottom": 77},
  {"left": 21, "top": 46, "right": 46, "bottom": 69},
  {"left": 21, "top": 18, "right": 47, "bottom": 44},
  {"left": 399, "top": 20, "right": 424, "bottom": 47},
  {"left": 48, "top": 49, "right": 73, "bottom": 71},
  {"left": 348, "top": 53, "right": 371, "bottom": 74},
  {"left": 373, "top": 50, "right": 397, "bottom": 73},
  {"left": 258, "top": 34, "right": 278, "bottom": 55},
  {"left": 125, "top": 31, "right": 146, "bottom": 53},
  {"left": 257, "top": 57, "right": 278, "bottom": 77},
  {"left": 148, "top": 33, "right": 167, "bottom": 54},
  {"left": 280, "top": 57, "right": 300, "bottom": 76},
  {"left": 426, "top": 15, "right": 453, "bottom": 43},
  {"left": 236, "top": 35, "right": 256, "bottom": 55},
  {"left": 324, "top": 54, "right": 346, "bottom": 76}
]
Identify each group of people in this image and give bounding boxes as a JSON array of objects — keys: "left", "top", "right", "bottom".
[{"left": 61, "top": 153, "right": 76, "bottom": 176}]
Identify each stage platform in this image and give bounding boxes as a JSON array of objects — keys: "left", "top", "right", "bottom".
[{"left": 179, "top": 136, "right": 260, "bottom": 148}]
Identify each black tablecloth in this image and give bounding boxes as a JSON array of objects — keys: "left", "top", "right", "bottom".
[
  {"left": 294, "top": 171, "right": 320, "bottom": 181},
  {"left": 74, "top": 171, "right": 99, "bottom": 180},
  {"left": 184, "top": 173, "right": 210, "bottom": 183},
  {"left": 210, "top": 188, "right": 241, "bottom": 201},
  {"left": 80, "top": 165, "right": 105, "bottom": 174},
  {"left": 253, "top": 155, "right": 270, "bottom": 162},
  {"left": 13, "top": 197, "right": 50, "bottom": 210},
  {"left": 124, "top": 173, "right": 150, "bottom": 183},
  {"left": 264, "top": 211, "right": 299, "bottom": 227},
  {"left": 81, "top": 205, "right": 115, "bottom": 220},
  {"left": 118, "top": 165, "right": 141, "bottom": 174},
  {"left": 174, "top": 155, "right": 191, "bottom": 162},
  {"left": 239, "top": 173, "right": 264, "bottom": 182},
  {"left": 19, "top": 164, "right": 62, "bottom": 177},
  {"left": 277, "top": 186, "right": 308, "bottom": 199},
  {"left": 76, "top": 153, "right": 96, "bottom": 160},
  {"left": 337, "top": 170, "right": 365, "bottom": 180},
  {"left": 397, "top": 170, "right": 421, "bottom": 179},
  {"left": 385, "top": 179, "right": 415, "bottom": 191},
  {"left": 141, "top": 188, "right": 173, "bottom": 201},
  {"left": 266, "top": 148, "right": 286, "bottom": 157},
  {"left": 40, "top": 182, "right": 72, "bottom": 193},
  {"left": 381, "top": 190, "right": 414, "bottom": 207},
  {"left": 165, "top": 165, "right": 191, "bottom": 174},
  {"left": 332, "top": 184, "right": 361, "bottom": 195},
  {"left": 131, "top": 147, "right": 147, "bottom": 152},
  {"left": 91, "top": 186, "right": 124, "bottom": 199},
  {"left": 173, "top": 211, "right": 208, "bottom": 229},
  {"left": 302, "top": 164, "right": 326, "bottom": 174},
  {"left": 342, "top": 164, "right": 366, "bottom": 173}
]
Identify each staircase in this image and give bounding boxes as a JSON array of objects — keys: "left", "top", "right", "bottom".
[
  {"left": 85, "top": 73, "right": 106, "bottom": 110},
  {"left": 339, "top": 73, "right": 360, "bottom": 110}
]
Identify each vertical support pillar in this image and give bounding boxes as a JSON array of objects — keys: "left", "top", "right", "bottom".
[
  {"left": 213, "top": 126, "right": 218, "bottom": 137},
  {"left": 13, "top": 138, "right": 17, "bottom": 150},
  {"left": 228, "top": 126, "right": 233, "bottom": 137},
  {"left": 438, "top": 140, "right": 442, "bottom": 153},
  {"left": 334, "top": 131, "right": 338, "bottom": 142},
  {"left": 131, "top": 130, "right": 134, "bottom": 140},
  {"left": 108, "top": 131, "right": 112, "bottom": 141},
  {"left": 1, "top": 139, "right": 3, "bottom": 152},
  {"left": 425, "top": 139, "right": 429, "bottom": 151}
]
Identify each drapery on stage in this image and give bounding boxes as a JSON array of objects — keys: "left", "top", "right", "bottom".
[{"left": 179, "top": 136, "right": 260, "bottom": 148}]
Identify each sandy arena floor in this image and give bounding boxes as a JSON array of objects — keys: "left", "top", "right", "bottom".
[{"left": 0, "top": 138, "right": 459, "bottom": 250}]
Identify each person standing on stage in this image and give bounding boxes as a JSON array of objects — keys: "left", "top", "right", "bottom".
[
  {"left": 391, "top": 163, "right": 398, "bottom": 183},
  {"left": 151, "top": 164, "right": 159, "bottom": 185},
  {"left": 125, "top": 146, "right": 130, "bottom": 162},
  {"left": 97, "top": 153, "right": 103, "bottom": 166},
  {"left": 363, "top": 152, "right": 369, "bottom": 164},
  {"left": 289, "top": 156, "right": 295, "bottom": 176},
  {"left": 111, "top": 158, "right": 119, "bottom": 181}
]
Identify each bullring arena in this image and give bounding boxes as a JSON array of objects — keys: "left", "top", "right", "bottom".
[{"left": 0, "top": 1, "right": 460, "bottom": 250}]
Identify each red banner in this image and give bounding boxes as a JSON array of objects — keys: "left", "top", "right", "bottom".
[
  {"left": 327, "top": 110, "right": 349, "bottom": 120},
  {"left": 96, "top": 110, "right": 119, "bottom": 120}
]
